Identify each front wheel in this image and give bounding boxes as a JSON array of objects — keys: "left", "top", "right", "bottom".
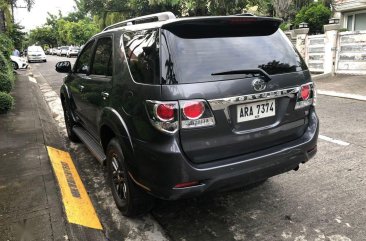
[
  {"left": 12, "top": 61, "right": 18, "bottom": 70},
  {"left": 106, "top": 138, "right": 154, "bottom": 217}
]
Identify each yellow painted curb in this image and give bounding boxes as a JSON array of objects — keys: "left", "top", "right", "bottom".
[{"left": 47, "top": 146, "right": 103, "bottom": 230}]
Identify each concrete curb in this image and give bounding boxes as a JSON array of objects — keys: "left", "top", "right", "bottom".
[
  {"left": 317, "top": 90, "right": 366, "bottom": 101},
  {"left": 28, "top": 71, "right": 107, "bottom": 241},
  {"left": 311, "top": 73, "right": 332, "bottom": 81}
]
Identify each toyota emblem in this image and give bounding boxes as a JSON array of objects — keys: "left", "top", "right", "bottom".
[{"left": 252, "top": 78, "right": 267, "bottom": 92}]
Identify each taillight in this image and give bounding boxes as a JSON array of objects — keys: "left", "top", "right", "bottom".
[
  {"left": 156, "top": 104, "right": 175, "bottom": 121},
  {"left": 146, "top": 99, "right": 215, "bottom": 133},
  {"left": 295, "top": 82, "right": 316, "bottom": 110},
  {"left": 182, "top": 101, "right": 205, "bottom": 120},
  {"left": 146, "top": 101, "right": 179, "bottom": 133},
  {"left": 179, "top": 100, "right": 215, "bottom": 129},
  {"left": 301, "top": 85, "right": 310, "bottom": 100}
]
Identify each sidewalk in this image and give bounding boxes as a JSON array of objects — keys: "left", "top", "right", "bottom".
[
  {"left": 314, "top": 74, "right": 366, "bottom": 101},
  {"left": 0, "top": 73, "right": 69, "bottom": 240}
]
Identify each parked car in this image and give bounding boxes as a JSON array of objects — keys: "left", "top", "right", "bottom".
[
  {"left": 58, "top": 46, "right": 69, "bottom": 57},
  {"left": 56, "top": 12, "right": 319, "bottom": 217},
  {"left": 48, "top": 48, "right": 55, "bottom": 55},
  {"left": 10, "top": 55, "right": 28, "bottom": 69},
  {"left": 27, "top": 46, "right": 46, "bottom": 63},
  {"left": 66, "top": 46, "right": 80, "bottom": 58},
  {"left": 54, "top": 47, "right": 61, "bottom": 56}
]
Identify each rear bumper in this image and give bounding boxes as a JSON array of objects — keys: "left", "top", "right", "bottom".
[
  {"left": 131, "top": 109, "right": 319, "bottom": 200},
  {"left": 28, "top": 56, "right": 46, "bottom": 62}
]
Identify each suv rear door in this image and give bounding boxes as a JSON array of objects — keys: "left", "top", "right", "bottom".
[{"left": 160, "top": 17, "right": 311, "bottom": 164}]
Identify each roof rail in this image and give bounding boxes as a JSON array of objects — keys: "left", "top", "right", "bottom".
[{"left": 103, "top": 12, "right": 176, "bottom": 31}]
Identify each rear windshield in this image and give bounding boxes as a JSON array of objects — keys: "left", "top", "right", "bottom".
[
  {"left": 28, "top": 46, "right": 43, "bottom": 52},
  {"left": 160, "top": 29, "right": 307, "bottom": 84}
]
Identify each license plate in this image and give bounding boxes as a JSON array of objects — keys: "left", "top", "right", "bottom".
[{"left": 237, "top": 99, "right": 276, "bottom": 122}]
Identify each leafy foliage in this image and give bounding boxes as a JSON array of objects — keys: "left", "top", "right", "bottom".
[
  {"left": 0, "top": 91, "right": 13, "bottom": 114},
  {"left": 77, "top": 0, "right": 270, "bottom": 29},
  {"left": 29, "top": 26, "right": 58, "bottom": 47},
  {"left": 6, "top": 23, "right": 26, "bottom": 50},
  {"left": 29, "top": 15, "right": 99, "bottom": 47},
  {"left": 0, "top": 72, "right": 14, "bottom": 93},
  {"left": 294, "top": 3, "right": 331, "bottom": 34},
  {"left": 0, "top": 33, "right": 14, "bottom": 56},
  {"left": 0, "top": 51, "right": 14, "bottom": 93}
]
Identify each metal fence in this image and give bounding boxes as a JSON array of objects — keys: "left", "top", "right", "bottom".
[
  {"left": 306, "top": 35, "right": 326, "bottom": 73},
  {"left": 336, "top": 31, "right": 366, "bottom": 75}
]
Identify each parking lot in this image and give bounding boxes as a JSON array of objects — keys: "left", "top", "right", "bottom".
[{"left": 20, "top": 56, "right": 366, "bottom": 241}]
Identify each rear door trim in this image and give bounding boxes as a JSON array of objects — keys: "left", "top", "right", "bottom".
[{"left": 208, "top": 86, "right": 301, "bottom": 122}]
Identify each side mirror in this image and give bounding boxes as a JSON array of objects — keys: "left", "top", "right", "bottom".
[{"left": 55, "top": 61, "right": 72, "bottom": 73}]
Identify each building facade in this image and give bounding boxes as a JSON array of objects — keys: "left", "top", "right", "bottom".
[{"left": 333, "top": 0, "right": 366, "bottom": 31}]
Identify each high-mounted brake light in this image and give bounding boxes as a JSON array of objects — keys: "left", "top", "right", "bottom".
[
  {"left": 295, "top": 83, "right": 315, "bottom": 110},
  {"left": 229, "top": 18, "right": 257, "bottom": 23}
]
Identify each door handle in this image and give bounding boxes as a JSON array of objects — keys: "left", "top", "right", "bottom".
[
  {"left": 78, "top": 85, "right": 85, "bottom": 92},
  {"left": 101, "top": 92, "right": 109, "bottom": 100}
]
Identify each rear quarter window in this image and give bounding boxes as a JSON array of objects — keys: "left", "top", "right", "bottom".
[{"left": 122, "top": 29, "right": 160, "bottom": 84}]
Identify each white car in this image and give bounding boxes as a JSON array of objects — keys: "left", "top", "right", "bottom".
[
  {"left": 10, "top": 55, "right": 28, "bottom": 70},
  {"left": 27, "top": 46, "right": 47, "bottom": 63},
  {"left": 55, "top": 48, "right": 61, "bottom": 56},
  {"left": 58, "top": 46, "right": 69, "bottom": 57},
  {"left": 66, "top": 46, "right": 80, "bottom": 58}
]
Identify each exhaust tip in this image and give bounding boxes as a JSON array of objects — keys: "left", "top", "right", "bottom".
[{"left": 293, "top": 165, "right": 300, "bottom": 171}]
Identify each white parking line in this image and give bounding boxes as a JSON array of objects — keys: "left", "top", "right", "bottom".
[
  {"left": 317, "top": 90, "right": 366, "bottom": 101},
  {"left": 28, "top": 76, "right": 37, "bottom": 83},
  {"left": 319, "top": 135, "right": 350, "bottom": 146}
]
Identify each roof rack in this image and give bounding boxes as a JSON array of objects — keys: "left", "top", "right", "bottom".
[{"left": 103, "top": 12, "right": 176, "bottom": 32}]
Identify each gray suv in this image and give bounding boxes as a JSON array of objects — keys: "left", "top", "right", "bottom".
[{"left": 56, "top": 12, "right": 319, "bottom": 217}]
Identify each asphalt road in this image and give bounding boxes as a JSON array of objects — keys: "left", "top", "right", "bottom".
[{"left": 29, "top": 56, "right": 366, "bottom": 241}]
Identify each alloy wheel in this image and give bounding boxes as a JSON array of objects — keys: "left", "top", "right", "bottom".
[{"left": 111, "top": 154, "right": 127, "bottom": 201}]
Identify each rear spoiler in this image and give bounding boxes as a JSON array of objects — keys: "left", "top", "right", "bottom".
[{"left": 162, "top": 16, "right": 282, "bottom": 38}]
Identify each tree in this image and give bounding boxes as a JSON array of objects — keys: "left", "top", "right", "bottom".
[
  {"left": 294, "top": 2, "right": 331, "bottom": 34},
  {"left": 28, "top": 25, "right": 58, "bottom": 47},
  {"left": 0, "top": 0, "right": 34, "bottom": 33},
  {"left": 7, "top": 22, "right": 25, "bottom": 49},
  {"left": 272, "top": 0, "right": 292, "bottom": 20},
  {"left": 66, "top": 20, "right": 99, "bottom": 45}
]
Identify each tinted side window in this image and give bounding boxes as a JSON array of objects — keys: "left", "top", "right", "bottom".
[
  {"left": 74, "top": 41, "right": 94, "bottom": 74},
  {"left": 91, "top": 37, "right": 113, "bottom": 76},
  {"left": 123, "top": 29, "right": 159, "bottom": 84}
]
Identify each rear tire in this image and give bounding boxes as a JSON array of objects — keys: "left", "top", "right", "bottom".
[
  {"left": 106, "top": 138, "right": 154, "bottom": 217},
  {"left": 62, "top": 101, "right": 80, "bottom": 142}
]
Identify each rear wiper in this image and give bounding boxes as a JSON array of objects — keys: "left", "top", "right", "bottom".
[{"left": 212, "top": 68, "right": 271, "bottom": 82}]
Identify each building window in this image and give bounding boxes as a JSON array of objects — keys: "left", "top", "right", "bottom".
[
  {"left": 355, "top": 13, "right": 366, "bottom": 30},
  {"left": 345, "top": 12, "right": 366, "bottom": 31}
]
